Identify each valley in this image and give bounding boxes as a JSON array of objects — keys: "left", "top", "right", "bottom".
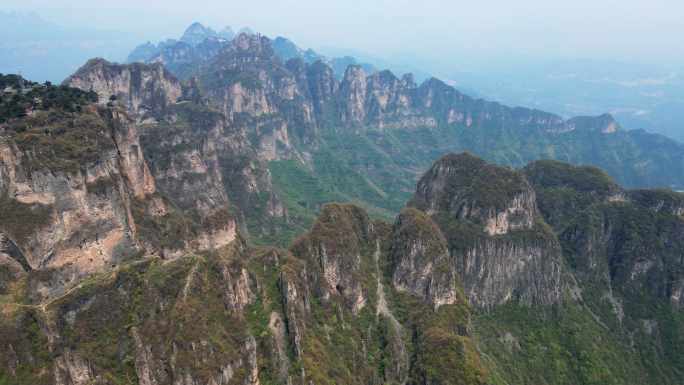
[{"left": 0, "top": 26, "right": 682, "bottom": 385}]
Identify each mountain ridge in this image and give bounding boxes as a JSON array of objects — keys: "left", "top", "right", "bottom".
[{"left": 71, "top": 33, "right": 684, "bottom": 249}]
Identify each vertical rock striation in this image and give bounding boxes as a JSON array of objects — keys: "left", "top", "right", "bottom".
[{"left": 409, "top": 152, "right": 565, "bottom": 308}]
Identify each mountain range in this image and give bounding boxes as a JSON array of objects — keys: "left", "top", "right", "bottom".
[
  {"left": 126, "top": 23, "right": 376, "bottom": 81},
  {"left": 107, "top": 32, "right": 684, "bottom": 244},
  {"left": 0, "top": 27, "right": 682, "bottom": 384}
]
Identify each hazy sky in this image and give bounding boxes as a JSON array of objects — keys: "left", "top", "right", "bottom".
[{"left": 6, "top": 0, "right": 684, "bottom": 68}]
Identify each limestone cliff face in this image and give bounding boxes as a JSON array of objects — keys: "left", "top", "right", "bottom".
[
  {"left": 458, "top": 236, "right": 564, "bottom": 307},
  {"left": 389, "top": 208, "right": 457, "bottom": 310},
  {"left": 277, "top": 252, "right": 311, "bottom": 361},
  {"left": 184, "top": 33, "right": 317, "bottom": 159},
  {"left": 0, "top": 209, "right": 489, "bottom": 384},
  {"left": 365, "top": 71, "right": 429, "bottom": 126},
  {"left": 523, "top": 159, "right": 684, "bottom": 309},
  {"left": 414, "top": 152, "right": 537, "bottom": 235},
  {"left": 137, "top": 102, "right": 288, "bottom": 239},
  {"left": 64, "top": 59, "right": 182, "bottom": 124},
  {"left": 0, "top": 106, "right": 154, "bottom": 300},
  {"left": 560, "top": 197, "right": 684, "bottom": 309},
  {"left": 409, "top": 152, "right": 565, "bottom": 308},
  {"left": 66, "top": 58, "right": 288, "bottom": 240},
  {"left": 200, "top": 33, "right": 298, "bottom": 104},
  {"left": 338, "top": 65, "right": 368, "bottom": 125},
  {"left": 304, "top": 60, "right": 339, "bottom": 117},
  {"left": 290, "top": 203, "right": 375, "bottom": 315},
  {"left": 335, "top": 66, "right": 432, "bottom": 129}
]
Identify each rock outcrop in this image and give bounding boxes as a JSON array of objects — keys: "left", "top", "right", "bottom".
[
  {"left": 560, "top": 191, "right": 684, "bottom": 309},
  {"left": 0, "top": 106, "right": 153, "bottom": 299},
  {"left": 389, "top": 208, "right": 457, "bottom": 309},
  {"left": 414, "top": 152, "right": 537, "bottom": 235},
  {"left": 66, "top": 58, "right": 289, "bottom": 240},
  {"left": 409, "top": 152, "right": 565, "bottom": 308},
  {"left": 278, "top": 254, "right": 311, "bottom": 361},
  {"left": 64, "top": 59, "right": 182, "bottom": 124},
  {"left": 523, "top": 159, "right": 684, "bottom": 309},
  {"left": 290, "top": 203, "right": 375, "bottom": 315}
]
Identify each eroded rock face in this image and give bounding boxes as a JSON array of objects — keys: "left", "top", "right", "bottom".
[
  {"left": 198, "top": 209, "right": 237, "bottom": 249},
  {"left": 560, "top": 199, "right": 684, "bottom": 309},
  {"left": 278, "top": 256, "right": 311, "bottom": 361},
  {"left": 53, "top": 349, "right": 95, "bottom": 385},
  {"left": 0, "top": 106, "right": 153, "bottom": 300},
  {"left": 0, "top": 237, "right": 263, "bottom": 385},
  {"left": 222, "top": 258, "right": 260, "bottom": 314},
  {"left": 459, "top": 237, "right": 564, "bottom": 307},
  {"left": 390, "top": 208, "right": 457, "bottom": 310},
  {"left": 305, "top": 61, "right": 339, "bottom": 117},
  {"left": 339, "top": 65, "right": 367, "bottom": 124},
  {"left": 290, "top": 203, "right": 375, "bottom": 315},
  {"left": 523, "top": 159, "right": 684, "bottom": 309},
  {"left": 334, "top": 66, "right": 432, "bottom": 129},
  {"left": 65, "top": 58, "right": 288, "bottom": 241},
  {"left": 414, "top": 152, "right": 537, "bottom": 236},
  {"left": 64, "top": 59, "right": 182, "bottom": 124},
  {"left": 409, "top": 152, "right": 565, "bottom": 308}
]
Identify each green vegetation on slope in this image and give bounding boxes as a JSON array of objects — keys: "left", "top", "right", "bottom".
[
  {"left": 472, "top": 280, "right": 684, "bottom": 384},
  {"left": 0, "top": 105, "right": 116, "bottom": 173},
  {"left": 0, "top": 75, "right": 98, "bottom": 122},
  {"left": 268, "top": 148, "right": 409, "bottom": 247},
  {"left": 269, "top": 118, "right": 683, "bottom": 245}
]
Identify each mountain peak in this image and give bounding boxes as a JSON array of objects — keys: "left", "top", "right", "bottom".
[
  {"left": 218, "top": 25, "right": 235, "bottom": 40},
  {"left": 180, "top": 22, "right": 218, "bottom": 46},
  {"left": 238, "top": 27, "right": 254, "bottom": 35},
  {"left": 223, "top": 33, "right": 276, "bottom": 60},
  {"left": 568, "top": 112, "right": 622, "bottom": 133},
  {"left": 342, "top": 64, "right": 366, "bottom": 83}
]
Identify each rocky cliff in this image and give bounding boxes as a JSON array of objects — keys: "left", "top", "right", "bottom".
[
  {"left": 64, "top": 58, "right": 289, "bottom": 241},
  {"left": 3, "top": 120, "right": 683, "bottom": 383},
  {"left": 64, "top": 59, "right": 182, "bottom": 124},
  {"left": 389, "top": 208, "right": 457, "bottom": 309},
  {"left": 409, "top": 152, "right": 565, "bottom": 308},
  {"left": 1, "top": 236, "right": 264, "bottom": 385},
  {"left": 2, "top": 26, "right": 684, "bottom": 385},
  {"left": 120, "top": 31, "right": 684, "bottom": 197},
  {"left": 289, "top": 203, "right": 375, "bottom": 315},
  {"left": 0, "top": 105, "right": 154, "bottom": 300},
  {"left": 523, "top": 159, "right": 684, "bottom": 310},
  {"left": 0, "top": 200, "right": 487, "bottom": 384},
  {"left": 523, "top": 159, "right": 684, "bottom": 309}
]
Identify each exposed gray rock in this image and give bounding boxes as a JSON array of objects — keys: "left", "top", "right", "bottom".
[
  {"left": 409, "top": 152, "right": 565, "bottom": 308},
  {"left": 390, "top": 208, "right": 457, "bottom": 310},
  {"left": 64, "top": 59, "right": 182, "bottom": 124}
]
